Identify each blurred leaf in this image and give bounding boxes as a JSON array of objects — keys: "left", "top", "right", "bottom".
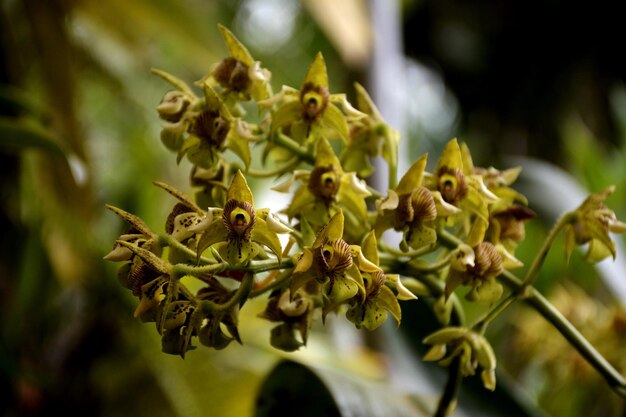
[
  {"left": 0, "top": 116, "right": 66, "bottom": 157},
  {"left": 255, "top": 360, "right": 428, "bottom": 417}
]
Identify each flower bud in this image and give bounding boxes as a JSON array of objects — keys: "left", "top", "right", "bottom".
[{"left": 157, "top": 90, "right": 190, "bottom": 123}]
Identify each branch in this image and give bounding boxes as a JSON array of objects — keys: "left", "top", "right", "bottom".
[{"left": 500, "top": 270, "right": 626, "bottom": 397}]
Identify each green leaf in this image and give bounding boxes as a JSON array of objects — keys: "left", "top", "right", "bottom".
[{"left": 0, "top": 117, "right": 67, "bottom": 157}]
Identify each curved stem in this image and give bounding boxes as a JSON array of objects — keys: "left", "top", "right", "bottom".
[
  {"left": 158, "top": 234, "right": 215, "bottom": 265},
  {"left": 472, "top": 293, "right": 516, "bottom": 335},
  {"left": 499, "top": 270, "right": 626, "bottom": 397},
  {"left": 274, "top": 132, "right": 314, "bottom": 164},
  {"left": 379, "top": 241, "right": 438, "bottom": 259},
  {"left": 434, "top": 356, "right": 463, "bottom": 417},
  {"left": 199, "top": 273, "right": 254, "bottom": 313},
  {"left": 245, "top": 156, "right": 301, "bottom": 178},
  {"left": 250, "top": 268, "right": 294, "bottom": 297},
  {"left": 520, "top": 211, "right": 575, "bottom": 290}
]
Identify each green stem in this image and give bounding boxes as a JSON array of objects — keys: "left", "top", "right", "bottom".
[
  {"left": 246, "top": 156, "right": 301, "bottom": 178},
  {"left": 379, "top": 241, "right": 438, "bottom": 259},
  {"left": 434, "top": 356, "right": 463, "bottom": 417},
  {"left": 472, "top": 293, "right": 516, "bottom": 335},
  {"left": 199, "top": 273, "right": 254, "bottom": 313},
  {"left": 500, "top": 270, "right": 626, "bottom": 397},
  {"left": 274, "top": 132, "right": 314, "bottom": 164},
  {"left": 250, "top": 268, "right": 294, "bottom": 297},
  {"left": 521, "top": 211, "right": 575, "bottom": 290},
  {"left": 158, "top": 234, "right": 214, "bottom": 265}
]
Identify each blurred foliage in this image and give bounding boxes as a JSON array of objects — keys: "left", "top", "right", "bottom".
[{"left": 1, "top": 0, "right": 625, "bottom": 416}]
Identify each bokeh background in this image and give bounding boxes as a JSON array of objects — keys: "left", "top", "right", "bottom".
[{"left": 1, "top": 1, "right": 625, "bottom": 416}]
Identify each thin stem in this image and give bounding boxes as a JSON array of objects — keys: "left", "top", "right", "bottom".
[
  {"left": 245, "top": 156, "right": 301, "bottom": 178},
  {"left": 436, "top": 227, "right": 626, "bottom": 397},
  {"left": 499, "top": 270, "right": 626, "bottom": 397},
  {"left": 434, "top": 357, "right": 463, "bottom": 417},
  {"left": 472, "top": 293, "right": 516, "bottom": 335},
  {"left": 273, "top": 132, "right": 314, "bottom": 164},
  {"left": 158, "top": 234, "right": 215, "bottom": 265},
  {"left": 250, "top": 268, "right": 294, "bottom": 297},
  {"left": 521, "top": 211, "right": 575, "bottom": 290},
  {"left": 379, "top": 241, "right": 438, "bottom": 259},
  {"left": 199, "top": 273, "right": 254, "bottom": 313}
]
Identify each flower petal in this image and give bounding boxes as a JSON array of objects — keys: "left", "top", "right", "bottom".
[
  {"left": 251, "top": 218, "right": 283, "bottom": 260},
  {"left": 396, "top": 154, "right": 428, "bottom": 195}
]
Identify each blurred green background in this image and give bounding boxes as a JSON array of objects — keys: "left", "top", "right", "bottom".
[{"left": 1, "top": 1, "right": 625, "bottom": 416}]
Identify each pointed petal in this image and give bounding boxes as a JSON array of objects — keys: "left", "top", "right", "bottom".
[
  {"left": 327, "top": 275, "right": 359, "bottom": 304},
  {"left": 396, "top": 154, "right": 428, "bottom": 195},
  {"left": 195, "top": 220, "right": 230, "bottom": 258},
  {"left": 227, "top": 131, "right": 251, "bottom": 168},
  {"left": 585, "top": 238, "right": 614, "bottom": 263},
  {"left": 251, "top": 218, "right": 283, "bottom": 260},
  {"left": 438, "top": 138, "right": 464, "bottom": 171},
  {"left": 353, "top": 82, "right": 382, "bottom": 119},
  {"left": 270, "top": 101, "right": 303, "bottom": 137},
  {"left": 321, "top": 104, "right": 349, "bottom": 143},
  {"left": 293, "top": 248, "right": 314, "bottom": 274},
  {"left": 314, "top": 210, "right": 344, "bottom": 246},
  {"left": 376, "top": 285, "right": 402, "bottom": 326},
  {"left": 151, "top": 68, "right": 195, "bottom": 97},
  {"left": 350, "top": 245, "right": 380, "bottom": 273},
  {"left": 314, "top": 137, "right": 342, "bottom": 169},
  {"left": 218, "top": 24, "right": 255, "bottom": 66},
  {"left": 303, "top": 52, "right": 328, "bottom": 90},
  {"left": 460, "top": 142, "right": 474, "bottom": 174},
  {"left": 422, "top": 327, "right": 467, "bottom": 345},
  {"left": 227, "top": 170, "right": 254, "bottom": 205},
  {"left": 361, "top": 231, "right": 379, "bottom": 265},
  {"left": 466, "top": 218, "right": 488, "bottom": 247},
  {"left": 386, "top": 274, "right": 418, "bottom": 300}
]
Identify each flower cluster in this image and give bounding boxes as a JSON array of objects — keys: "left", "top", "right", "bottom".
[{"left": 104, "top": 25, "right": 626, "bottom": 403}]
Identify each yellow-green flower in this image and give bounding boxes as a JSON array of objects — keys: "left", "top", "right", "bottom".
[
  {"left": 565, "top": 185, "right": 626, "bottom": 263},
  {"left": 200, "top": 24, "right": 272, "bottom": 102},
  {"left": 259, "top": 52, "right": 364, "bottom": 144},
  {"left": 258, "top": 288, "right": 315, "bottom": 351},
  {"left": 341, "top": 83, "right": 399, "bottom": 178},
  {"left": 346, "top": 233, "right": 415, "bottom": 330},
  {"left": 425, "top": 139, "right": 499, "bottom": 232},
  {"left": 290, "top": 211, "right": 366, "bottom": 310},
  {"left": 423, "top": 326, "right": 497, "bottom": 391},
  {"left": 375, "top": 154, "right": 456, "bottom": 251},
  {"left": 195, "top": 170, "right": 287, "bottom": 266},
  {"left": 276, "top": 137, "right": 371, "bottom": 239},
  {"left": 445, "top": 242, "right": 504, "bottom": 304},
  {"left": 177, "top": 84, "right": 252, "bottom": 169}
]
